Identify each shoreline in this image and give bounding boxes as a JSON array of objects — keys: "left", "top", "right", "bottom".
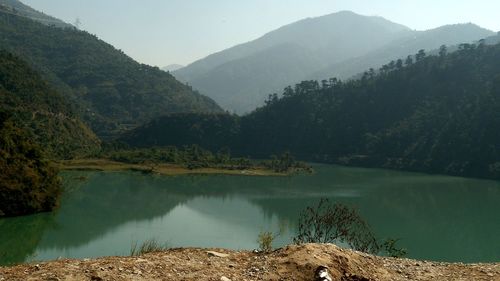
[
  {"left": 1, "top": 244, "right": 498, "bottom": 280},
  {"left": 55, "top": 159, "right": 288, "bottom": 177}
]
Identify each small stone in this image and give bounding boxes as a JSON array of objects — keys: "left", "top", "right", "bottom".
[
  {"left": 207, "top": 251, "right": 229, "bottom": 258},
  {"left": 221, "top": 277, "right": 232, "bottom": 281},
  {"left": 34, "top": 264, "right": 41, "bottom": 270}
]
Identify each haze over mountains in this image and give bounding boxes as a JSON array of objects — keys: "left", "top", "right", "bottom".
[
  {"left": 174, "top": 11, "right": 495, "bottom": 113},
  {"left": 162, "top": 64, "right": 185, "bottom": 72}
]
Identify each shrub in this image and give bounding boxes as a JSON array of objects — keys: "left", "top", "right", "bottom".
[
  {"left": 257, "top": 231, "right": 275, "bottom": 253},
  {"left": 382, "top": 238, "right": 407, "bottom": 258},
  {"left": 293, "top": 199, "right": 379, "bottom": 254}
]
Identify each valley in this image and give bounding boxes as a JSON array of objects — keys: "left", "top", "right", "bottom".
[{"left": 0, "top": 1, "right": 499, "bottom": 280}]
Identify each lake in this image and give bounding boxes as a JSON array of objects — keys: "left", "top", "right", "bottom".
[{"left": 1, "top": 164, "right": 499, "bottom": 265}]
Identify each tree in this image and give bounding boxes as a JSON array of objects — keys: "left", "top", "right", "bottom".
[
  {"left": 395, "top": 59, "right": 403, "bottom": 69},
  {"left": 405, "top": 55, "right": 413, "bottom": 66},
  {"left": 439, "top": 45, "right": 447, "bottom": 57},
  {"left": 415, "top": 49, "right": 426, "bottom": 61}
]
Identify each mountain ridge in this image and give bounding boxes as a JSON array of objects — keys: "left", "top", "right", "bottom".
[
  {"left": 0, "top": 0, "right": 71, "bottom": 28},
  {"left": 174, "top": 11, "right": 494, "bottom": 113},
  {"left": 0, "top": 6, "right": 222, "bottom": 136}
]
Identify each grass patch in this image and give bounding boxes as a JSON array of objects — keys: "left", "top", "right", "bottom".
[{"left": 130, "top": 239, "right": 169, "bottom": 256}]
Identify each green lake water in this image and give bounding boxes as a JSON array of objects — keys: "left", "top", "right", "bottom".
[{"left": 1, "top": 164, "right": 499, "bottom": 265}]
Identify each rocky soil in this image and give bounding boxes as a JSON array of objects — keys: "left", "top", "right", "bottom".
[{"left": 0, "top": 244, "right": 499, "bottom": 281}]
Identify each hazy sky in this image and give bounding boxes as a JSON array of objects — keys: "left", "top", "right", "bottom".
[{"left": 23, "top": 0, "right": 500, "bottom": 67}]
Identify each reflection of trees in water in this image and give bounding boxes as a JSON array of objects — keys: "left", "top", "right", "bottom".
[
  {"left": 2, "top": 167, "right": 499, "bottom": 264},
  {"left": 0, "top": 213, "right": 56, "bottom": 265},
  {"left": 49, "top": 169, "right": 500, "bottom": 262},
  {"left": 39, "top": 172, "right": 192, "bottom": 249}
]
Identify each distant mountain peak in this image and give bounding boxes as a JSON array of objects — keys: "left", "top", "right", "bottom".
[
  {"left": 174, "top": 11, "right": 494, "bottom": 114},
  {"left": 162, "top": 64, "right": 184, "bottom": 72}
]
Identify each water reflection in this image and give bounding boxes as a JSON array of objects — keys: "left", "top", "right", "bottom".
[{"left": 0, "top": 165, "right": 499, "bottom": 265}]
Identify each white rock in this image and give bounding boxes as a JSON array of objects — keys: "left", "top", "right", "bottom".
[{"left": 207, "top": 251, "right": 229, "bottom": 258}]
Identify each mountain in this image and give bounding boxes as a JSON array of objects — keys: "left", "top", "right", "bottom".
[
  {"left": 174, "top": 11, "right": 494, "bottom": 113},
  {"left": 0, "top": 0, "right": 71, "bottom": 28},
  {"left": 162, "top": 64, "right": 184, "bottom": 72},
  {"left": 310, "top": 23, "right": 497, "bottom": 81},
  {"left": 122, "top": 42, "right": 500, "bottom": 180},
  {"left": 0, "top": 50, "right": 100, "bottom": 158},
  {"left": 0, "top": 4, "right": 221, "bottom": 137}
]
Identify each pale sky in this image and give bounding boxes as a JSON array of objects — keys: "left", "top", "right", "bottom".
[{"left": 23, "top": 0, "right": 500, "bottom": 67}]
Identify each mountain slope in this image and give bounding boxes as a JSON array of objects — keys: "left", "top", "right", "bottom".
[
  {"left": 123, "top": 42, "right": 500, "bottom": 180},
  {"left": 175, "top": 11, "right": 412, "bottom": 113},
  {"left": 0, "top": 50, "right": 100, "bottom": 158},
  {"left": 0, "top": 5, "right": 221, "bottom": 136},
  {"left": 174, "top": 11, "right": 494, "bottom": 113},
  {"left": 0, "top": 0, "right": 71, "bottom": 28}
]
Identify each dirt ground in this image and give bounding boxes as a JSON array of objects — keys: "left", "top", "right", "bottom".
[{"left": 1, "top": 244, "right": 499, "bottom": 281}]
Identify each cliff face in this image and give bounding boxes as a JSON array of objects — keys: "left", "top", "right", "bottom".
[{"left": 0, "top": 244, "right": 498, "bottom": 280}]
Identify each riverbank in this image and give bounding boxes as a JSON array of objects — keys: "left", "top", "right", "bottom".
[
  {"left": 1, "top": 244, "right": 498, "bottom": 281},
  {"left": 56, "top": 159, "right": 288, "bottom": 176}
]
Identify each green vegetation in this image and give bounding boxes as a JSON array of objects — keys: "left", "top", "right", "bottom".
[
  {"left": 257, "top": 225, "right": 284, "bottom": 253},
  {"left": 0, "top": 7, "right": 221, "bottom": 137},
  {"left": 0, "top": 50, "right": 100, "bottom": 159},
  {"left": 0, "top": 114, "right": 62, "bottom": 217},
  {"left": 120, "top": 113, "right": 240, "bottom": 151},
  {"left": 130, "top": 239, "right": 169, "bottom": 256},
  {"left": 0, "top": 50, "right": 97, "bottom": 217},
  {"left": 263, "top": 152, "right": 313, "bottom": 173},
  {"left": 96, "top": 144, "right": 310, "bottom": 174},
  {"left": 241, "top": 42, "right": 500, "bottom": 179},
  {"left": 124, "top": 42, "right": 500, "bottom": 180},
  {"left": 257, "top": 231, "right": 276, "bottom": 253}
]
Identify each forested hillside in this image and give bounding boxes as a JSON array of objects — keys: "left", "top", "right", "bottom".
[
  {"left": 122, "top": 42, "right": 500, "bottom": 180},
  {"left": 0, "top": 6, "right": 221, "bottom": 136},
  {"left": 0, "top": 50, "right": 100, "bottom": 158},
  {"left": 0, "top": 112, "right": 61, "bottom": 217}
]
